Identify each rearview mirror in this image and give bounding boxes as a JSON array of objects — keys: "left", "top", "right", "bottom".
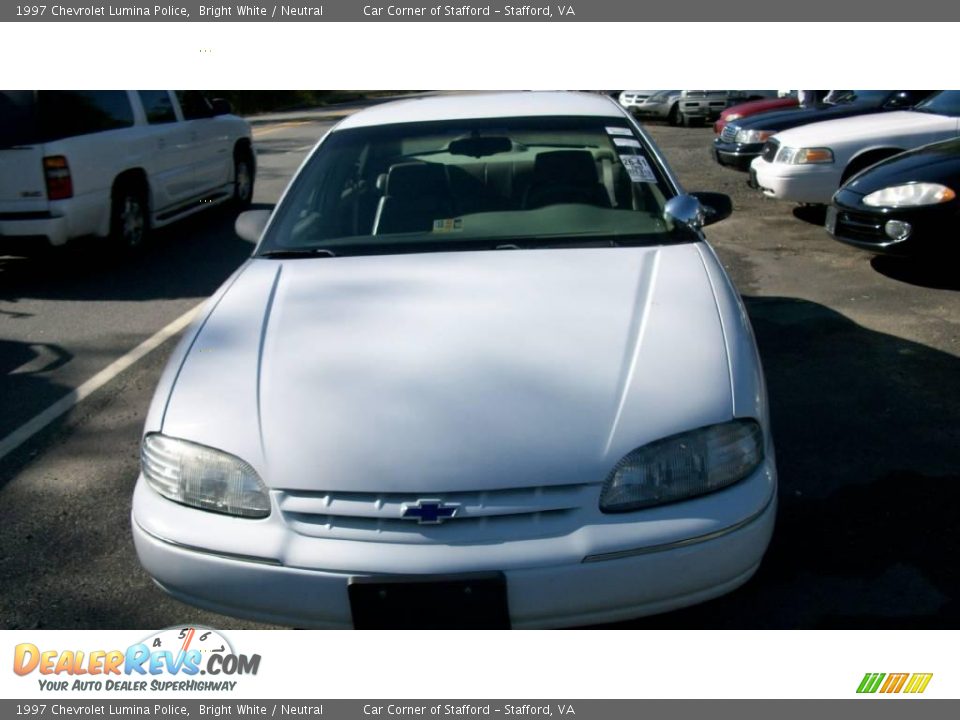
[
  {"left": 235, "top": 209, "right": 271, "bottom": 244},
  {"left": 448, "top": 136, "right": 512, "bottom": 157}
]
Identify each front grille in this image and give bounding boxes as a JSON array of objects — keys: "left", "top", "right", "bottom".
[
  {"left": 720, "top": 124, "right": 738, "bottom": 143},
  {"left": 277, "top": 484, "right": 595, "bottom": 544},
  {"left": 834, "top": 211, "right": 886, "bottom": 244},
  {"left": 761, "top": 139, "right": 780, "bottom": 163}
]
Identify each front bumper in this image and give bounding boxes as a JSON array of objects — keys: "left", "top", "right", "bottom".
[
  {"left": 750, "top": 157, "right": 841, "bottom": 204},
  {"left": 713, "top": 142, "right": 763, "bottom": 172},
  {"left": 681, "top": 104, "right": 727, "bottom": 121},
  {"left": 132, "top": 463, "right": 777, "bottom": 629},
  {"left": 827, "top": 189, "right": 960, "bottom": 256},
  {"left": 631, "top": 102, "right": 671, "bottom": 119}
]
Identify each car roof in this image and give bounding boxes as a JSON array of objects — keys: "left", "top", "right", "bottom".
[{"left": 335, "top": 91, "right": 624, "bottom": 130}]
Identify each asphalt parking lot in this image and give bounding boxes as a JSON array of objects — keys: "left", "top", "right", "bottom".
[{"left": 1, "top": 108, "right": 957, "bottom": 629}]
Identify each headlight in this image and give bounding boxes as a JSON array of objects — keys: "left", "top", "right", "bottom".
[
  {"left": 862, "top": 182, "right": 956, "bottom": 208},
  {"left": 141, "top": 434, "right": 271, "bottom": 518},
  {"left": 775, "top": 146, "right": 834, "bottom": 165},
  {"left": 736, "top": 129, "right": 775, "bottom": 144},
  {"left": 725, "top": 113, "right": 743, "bottom": 122},
  {"left": 599, "top": 419, "right": 764, "bottom": 513}
]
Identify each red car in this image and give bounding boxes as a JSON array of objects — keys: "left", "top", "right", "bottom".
[{"left": 714, "top": 96, "right": 798, "bottom": 134}]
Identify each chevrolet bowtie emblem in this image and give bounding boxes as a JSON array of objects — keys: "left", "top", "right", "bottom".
[{"left": 400, "top": 499, "right": 460, "bottom": 525}]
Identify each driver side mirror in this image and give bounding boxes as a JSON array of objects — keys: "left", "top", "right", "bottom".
[
  {"left": 692, "top": 191, "right": 733, "bottom": 226},
  {"left": 235, "top": 209, "right": 272, "bottom": 244},
  {"left": 664, "top": 192, "right": 732, "bottom": 229}
]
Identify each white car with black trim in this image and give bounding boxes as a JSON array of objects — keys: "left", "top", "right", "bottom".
[
  {"left": 132, "top": 91, "right": 777, "bottom": 629},
  {"left": 0, "top": 90, "right": 254, "bottom": 251},
  {"left": 751, "top": 90, "right": 960, "bottom": 205}
]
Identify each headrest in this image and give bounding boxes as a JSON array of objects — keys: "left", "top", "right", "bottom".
[
  {"left": 385, "top": 162, "right": 450, "bottom": 201},
  {"left": 532, "top": 150, "right": 599, "bottom": 186}
]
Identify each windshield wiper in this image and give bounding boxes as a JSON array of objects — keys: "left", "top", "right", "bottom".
[{"left": 258, "top": 248, "right": 337, "bottom": 259}]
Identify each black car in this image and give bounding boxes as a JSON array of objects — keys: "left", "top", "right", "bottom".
[
  {"left": 713, "top": 90, "right": 935, "bottom": 171},
  {"left": 827, "top": 138, "right": 960, "bottom": 256}
]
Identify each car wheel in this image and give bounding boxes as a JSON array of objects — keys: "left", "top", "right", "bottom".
[
  {"left": 110, "top": 183, "right": 148, "bottom": 251},
  {"left": 233, "top": 148, "right": 255, "bottom": 208},
  {"left": 667, "top": 104, "right": 681, "bottom": 126}
]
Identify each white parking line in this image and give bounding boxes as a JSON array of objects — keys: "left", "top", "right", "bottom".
[{"left": 0, "top": 303, "right": 203, "bottom": 463}]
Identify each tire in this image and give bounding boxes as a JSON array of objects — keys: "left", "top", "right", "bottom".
[
  {"left": 667, "top": 104, "right": 681, "bottom": 126},
  {"left": 110, "top": 182, "right": 148, "bottom": 251},
  {"left": 233, "top": 148, "right": 255, "bottom": 208}
]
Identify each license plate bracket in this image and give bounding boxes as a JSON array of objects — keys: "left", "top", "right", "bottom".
[{"left": 348, "top": 572, "right": 511, "bottom": 629}]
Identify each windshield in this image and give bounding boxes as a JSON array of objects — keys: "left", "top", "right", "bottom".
[
  {"left": 0, "top": 91, "right": 37, "bottom": 148},
  {"left": 257, "top": 115, "right": 688, "bottom": 257},
  {"left": 912, "top": 91, "right": 960, "bottom": 117},
  {"left": 822, "top": 90, "right": 890, "bottom": 107}
]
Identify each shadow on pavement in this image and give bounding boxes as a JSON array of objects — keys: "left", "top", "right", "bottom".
[
  {"left": 791, "top": 204, "right": 828, "bottom": 226},
  {"left": 0, "top": 203, "right": 259, "bottom": 306},
  {"left": 870, "top": 254, "right": 960, "bottom": 291},
  {"left": 599, "top": 295, "right": 960, "bottom": 629}
]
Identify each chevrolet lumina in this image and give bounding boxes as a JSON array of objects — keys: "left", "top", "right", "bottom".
[{"left": 132, "top": 92, "right": 777, "bottom": 629}]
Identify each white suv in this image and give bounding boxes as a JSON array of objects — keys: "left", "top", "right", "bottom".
[{"left": 0, "top": 90, "right": 254, "bottom": 250}]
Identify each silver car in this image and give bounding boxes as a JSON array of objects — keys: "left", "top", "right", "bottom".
[
  {"left": 132, "top": 91, "right": 777, "bottom": 629},
  {"left": 619, "top": 90, "right": 683, "bottom": 126}
]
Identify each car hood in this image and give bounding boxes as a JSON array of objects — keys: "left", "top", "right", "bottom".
[
  {"left": 775, "top": 110, "right": 958, "bottom": 148},
  {"left": 161, "top": 245, "right": 733, "bottom": 493},
  {"left": 724, "top": 98, "right": 796, "bottom": 118},
  {"left": 734, "top": 102, "right": 875, "bottom": 131}
]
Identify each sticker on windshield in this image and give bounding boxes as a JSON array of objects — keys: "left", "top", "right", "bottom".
[
  {"left": 433, "top": 218, "right": 463, "bottom": 233},
  {"left": 606, "top": 126, "right": 633, "bottom": 136},
  {"left": 613, "top": 137, "right": 642, "bottom": 148},
  {"left": 620, "top": 155, "right": 657, "bottom": 183}
]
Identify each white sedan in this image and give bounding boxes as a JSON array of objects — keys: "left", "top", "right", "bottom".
[
  {"left": 751, "top": 90, "right": 960, "bottom": 205},
  {"left": 132, "top": 92, "right": 777, "bottom": 629}
]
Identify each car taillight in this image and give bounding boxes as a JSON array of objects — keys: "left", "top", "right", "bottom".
[{"left": 43, "top": 156, "right": 73, "bottom": 200}]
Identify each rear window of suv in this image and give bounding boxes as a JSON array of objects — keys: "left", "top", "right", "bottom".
[{"left": 1, "top": 90, "right": 134, "bottom": 147}]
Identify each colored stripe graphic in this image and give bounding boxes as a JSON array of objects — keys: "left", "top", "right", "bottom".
[
  {"left": 880, "top": 673, "right": 909, "bottom": 693},
  {"left": 857, "top": 673, "right": 885, "bottom": 693},
  {"left": 904, "top": 674, "right": 933, "bottom": 694},
  {"left": 857, "top": 672, "right": 932, "bottom": 694}
]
